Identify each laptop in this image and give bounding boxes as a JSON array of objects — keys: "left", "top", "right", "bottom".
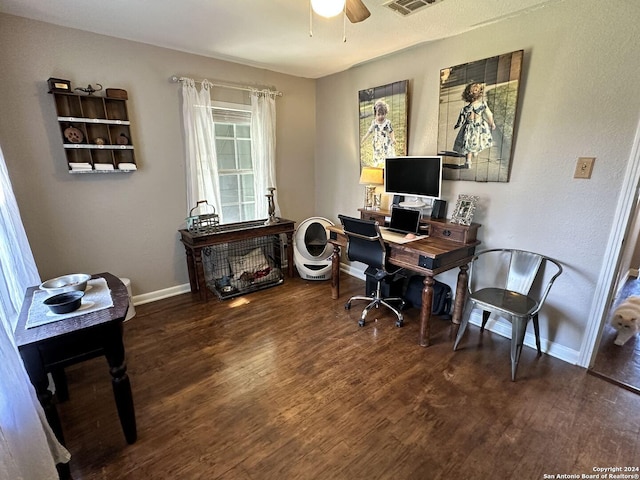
[{"left": 386, "top": 207, "right": 421, "bottom": 234}]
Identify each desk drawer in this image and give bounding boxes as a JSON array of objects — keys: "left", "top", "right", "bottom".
[{"left": 427, "top": 220, "right": 478, "bottom": 244}]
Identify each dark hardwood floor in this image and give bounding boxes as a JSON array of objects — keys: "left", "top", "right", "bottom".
[{"left": 57, "top": 275, "right": 640, "bottom": 479}]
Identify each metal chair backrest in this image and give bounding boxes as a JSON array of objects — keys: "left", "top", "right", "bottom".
[
  {"left": 338, "top": 214, "right": 387, "bottom": 271},
  {"left": 469, "top": 248, "right": 563, "bottom": 314}
]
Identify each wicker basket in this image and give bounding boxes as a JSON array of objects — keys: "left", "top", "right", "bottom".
[{"left": 186, "top": 200, "right": 219, "bottom": 236}]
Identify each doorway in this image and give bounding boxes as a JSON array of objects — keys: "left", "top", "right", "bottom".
[{"left": 587, "top": 121, "right": 640, "bottom": 395}]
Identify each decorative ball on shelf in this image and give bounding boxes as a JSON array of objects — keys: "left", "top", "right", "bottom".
[
  {"left": 64, "top": 126, "right": 84, "bottom": 143},
  {"left": 116, "top": 133, "right": 129, "bottom": 145}
]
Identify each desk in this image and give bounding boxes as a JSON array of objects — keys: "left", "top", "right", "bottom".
[
  {"left": 328, "top": 219, "right": 480, "bottom": 346},
  {"left": 179, "top": 218, "right": 296, "bottom": 301},
  {"left": 14, "top": 272, "right": 137, "bottom": 450}
]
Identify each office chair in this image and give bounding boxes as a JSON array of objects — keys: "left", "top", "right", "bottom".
[
  {"left": 338, "top": 214, "right": 406, "bottom": 327},
  {"left": 453, "top": 248, "right": 563, "bottom": 381}
]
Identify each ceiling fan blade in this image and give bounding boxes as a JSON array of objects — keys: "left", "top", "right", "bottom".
[{"left": 346, "top": 0, "right": 371, "bottom": 23}]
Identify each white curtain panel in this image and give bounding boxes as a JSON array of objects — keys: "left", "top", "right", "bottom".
[
  {"left": 251, "top": 91, "right": 281, "bottom": 218},
  {"left": 0, "top": 145, "right": 71, "bottom": 479},
  {"left": 180, "top": 79, "right": 222, "bottom": 219}
]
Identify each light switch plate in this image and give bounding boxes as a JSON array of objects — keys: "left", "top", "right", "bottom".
[{"left": 574, "top": 157, "right": 595, "bottom": 179}]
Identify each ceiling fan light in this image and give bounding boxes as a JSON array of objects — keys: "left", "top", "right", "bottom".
[{"left": 311, "top": 0, "right": 346, "bottom": 18}]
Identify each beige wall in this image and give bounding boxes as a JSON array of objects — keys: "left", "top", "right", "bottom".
[
  {"left": 315, "top": 0, "right": 640, "bottom": 359},
  {"left": 0, "top": 14, "right": 316, "bottom": 296}
]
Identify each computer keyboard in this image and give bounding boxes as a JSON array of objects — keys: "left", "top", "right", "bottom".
[{"left": 380, "top": 228, "right": 422, "bottom": 243}]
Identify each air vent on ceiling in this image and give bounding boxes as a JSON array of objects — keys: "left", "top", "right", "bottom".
[{"left": 384, "top": 0, "right": 442, "bottom": 16}]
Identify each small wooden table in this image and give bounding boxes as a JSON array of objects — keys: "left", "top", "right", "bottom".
[
  {"left": 14, "top": 272, "right": 137, "bottom": 452},
  {"left": 179, "top": 218, "right": 296, "bottom": 301}
]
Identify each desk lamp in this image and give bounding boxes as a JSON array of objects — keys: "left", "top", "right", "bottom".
[{"left": 359, "top": 167, "right": 384, "bottom": 210}]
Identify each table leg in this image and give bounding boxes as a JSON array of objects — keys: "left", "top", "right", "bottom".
[
  {"left": 19, "top": 347, "right": 67, "bottom": 445},
  {"left": 103, "top": 323, "right": 137, "bottom": 444},
  {"left": 419, "top": 275, "right": 435, "bottom": 347},
  {"left": 331, "top": 244, "right": 341, "bottom": 300},
  {"left": 184, "top": 246, "right": 198, "bottom": 294},
  {"left": 286, "top": 232, "right": 295, "bottom": 277},
  {"left": 193, "top": 248, "right": 208, "bottom": 301},
  {"left": 450, "top": 264, "right": 469, "bottom": 340}
]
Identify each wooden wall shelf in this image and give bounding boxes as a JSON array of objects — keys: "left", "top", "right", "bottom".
[{"left": 50, "top": 90, "right": 137, "bottom": 173}]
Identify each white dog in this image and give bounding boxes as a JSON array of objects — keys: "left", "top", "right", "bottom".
[{"left": 610, "top": 296, "right": 640, "bottom": 346}]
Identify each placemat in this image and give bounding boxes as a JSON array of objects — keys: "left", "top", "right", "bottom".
[{"left": 27, "top": 277, "right": 114, "bottom": 329}]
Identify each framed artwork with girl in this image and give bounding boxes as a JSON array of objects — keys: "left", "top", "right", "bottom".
[
  {"left": 358, "top": 80, "right": 408, "bottom": 169},
  {"left": 437, "top": 50, "right": 524, "bottom": 182}
]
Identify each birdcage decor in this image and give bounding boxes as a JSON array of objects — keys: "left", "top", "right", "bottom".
[{"left": 186, "top": 200, "right": 220, "bottom": 236}]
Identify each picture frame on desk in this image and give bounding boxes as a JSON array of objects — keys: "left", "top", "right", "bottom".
[{"left": 450, "top": 194, "right": 479, "bottom": 226}]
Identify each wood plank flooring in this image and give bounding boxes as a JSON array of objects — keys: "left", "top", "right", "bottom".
[{"left": 57, "top": 275, "right": 640, "bottom": 479}]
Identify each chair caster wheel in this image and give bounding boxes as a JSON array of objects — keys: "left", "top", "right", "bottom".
[
  {"left": 395, "top": 320, "right": 403, "bottom": 327},
  {"left": 345, "top": 302, "right": 351, "bottom": 310},
  {"left": 358, "top": 319, "right": 365, "bottom": 327}
]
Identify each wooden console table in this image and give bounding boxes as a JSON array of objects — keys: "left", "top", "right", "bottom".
[
  {"left": 179, "top": 218, "right": 296, "bottom": 301},
  {"left": 330, "top": 210, "right": 481, "bottom": 346}
]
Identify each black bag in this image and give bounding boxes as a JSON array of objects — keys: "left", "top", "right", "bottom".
[{"left": 404, "top": 275, "right": 452, "bottom": 316}]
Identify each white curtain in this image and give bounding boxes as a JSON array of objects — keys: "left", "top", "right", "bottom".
[
  {"left": 0, "top": 145, "right": 70, "bottom": 478},
  {"left": 180, "top": 78, "right": 222, "bottom": 219},
  {"left": 251, "top": 90, "right": 281, "bottom": 218}
]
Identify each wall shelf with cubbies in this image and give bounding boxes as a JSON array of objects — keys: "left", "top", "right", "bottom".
[{"left": 50, "top": 90, "right": 137, "bottom": 173}]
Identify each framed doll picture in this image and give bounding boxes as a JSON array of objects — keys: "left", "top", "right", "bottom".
[
  {"left": 437, "top": 50, "right": 523, "bottom": 183},
  {"left": 358, "top": 80, "right": 408, "bottom": 169}
]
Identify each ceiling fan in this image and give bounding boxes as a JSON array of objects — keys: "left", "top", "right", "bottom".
[
  {"left": 346, "top": 0, "right": 371, "bottom": 23},
  {"left": 310, "top": 0, "right": 371, "bottom": 23}
]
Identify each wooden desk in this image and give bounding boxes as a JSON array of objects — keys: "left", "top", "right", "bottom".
[
  {"left": 14, "top": 273, "right": 137, "bottom": 452},
  {"left": 328, "top": 219, "right": 480, "bottom": 346},
  {"left": 180, "top": 218, "right": 296, "bottom": 301}
]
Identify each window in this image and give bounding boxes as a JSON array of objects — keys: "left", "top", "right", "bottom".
[{"left": 212, "top": 104, "right": 255, "bottom": 223}]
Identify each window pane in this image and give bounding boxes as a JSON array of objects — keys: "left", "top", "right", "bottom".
[
  {"left": 242, "top": 203, "right": 255, "bottom": 220},
  {"left": 236, "top": 125, "right": 250, "bottom": 138},
  {"left": 222, "top": 205, "right": 240, "bottom": 223},
  {"left": 241, "top": 174, "right": 255, "bottom": 202},
  {"left": 237, "top": 139, "right": 252, "bottom": 169},
  {"left": 219, "top": 175, "right": 239, "bottom": 204},
  {"left": 216, "top": 139, "right": 236, "bottom": 170},
  {"left": 215, "top": 123, "right": 234, "bottom": 137}
]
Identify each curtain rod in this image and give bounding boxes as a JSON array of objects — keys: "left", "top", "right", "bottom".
[{"left": 170, "top": 75, "right": 283, "bottom": 97}]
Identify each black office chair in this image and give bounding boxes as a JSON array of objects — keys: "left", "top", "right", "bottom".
[{"left": 339, "top": 214, "right": 406, "bottom": 327}]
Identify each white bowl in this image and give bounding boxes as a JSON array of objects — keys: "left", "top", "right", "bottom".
[{"left": 40, "top": 273, "right": 91, "bottom": 295}]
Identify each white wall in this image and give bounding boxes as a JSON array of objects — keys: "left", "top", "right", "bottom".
[
  {"left": 0, "top": 14, "right": 316, "bottom": 296},
  {"left": 315, "top": 0, "right": 640, "bottom": 362}
]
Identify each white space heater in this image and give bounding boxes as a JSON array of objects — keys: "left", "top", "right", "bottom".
[{"left": 293, "top": 217, "right": 334, "bottom": 281}]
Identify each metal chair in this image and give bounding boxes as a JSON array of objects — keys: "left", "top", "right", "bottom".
[
  {"left": 453, "top": 248, "right": 563, "bottom": 381},
  {"left": 339, "top": 214, "right": 406, "bottom": 327}
]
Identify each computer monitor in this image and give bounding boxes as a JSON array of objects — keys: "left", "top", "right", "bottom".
[{"left": 384, "top": 156, "right": 443, "bottom": 208}]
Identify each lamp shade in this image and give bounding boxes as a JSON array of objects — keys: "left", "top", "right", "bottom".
[
  {"left": 311, "top": 0, "right": 346, "bottom": 18},
  {"left": 359, "top": 167, "right": 384, "bottom": 185}
]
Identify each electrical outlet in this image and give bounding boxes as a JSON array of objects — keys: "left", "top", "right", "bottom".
[{"left": 574, "top": 157, "right": 595, "bottom": 179}]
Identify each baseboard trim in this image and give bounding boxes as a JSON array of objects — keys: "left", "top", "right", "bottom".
[{"left": 132, "top": 283, "right": 192, "bottom": 306}]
